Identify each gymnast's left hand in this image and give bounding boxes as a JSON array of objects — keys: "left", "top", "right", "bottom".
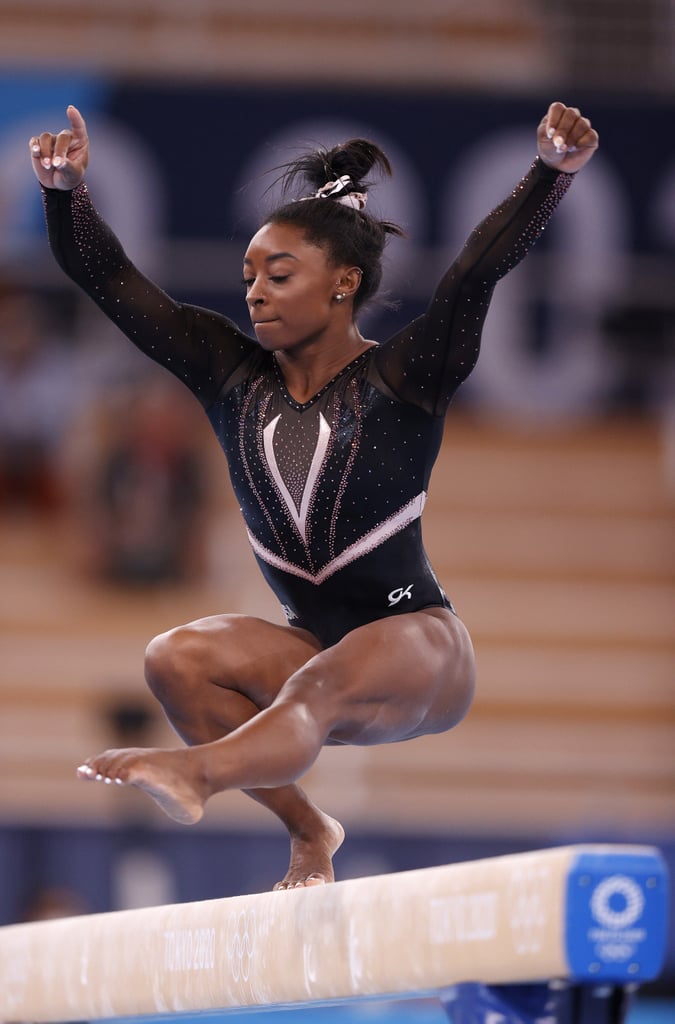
[{"left": 537, "top": 102, "right": 599, "bottom": 174}]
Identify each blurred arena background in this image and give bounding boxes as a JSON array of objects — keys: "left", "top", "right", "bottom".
[{"left": 0, "top": 0, "right": 673, "bottom": 1016}]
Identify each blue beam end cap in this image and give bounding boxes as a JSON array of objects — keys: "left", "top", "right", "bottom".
[{"left": 565, "top": 846, "right": 669, "bottom": 983}]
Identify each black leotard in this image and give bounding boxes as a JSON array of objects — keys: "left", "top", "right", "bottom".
[{"left": 43, "top": 158, "right": 573, "bottom": 646}]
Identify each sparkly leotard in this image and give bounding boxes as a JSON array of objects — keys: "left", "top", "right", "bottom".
[{"left": 43, "top": 158, "right": 573, "bottom": 646}]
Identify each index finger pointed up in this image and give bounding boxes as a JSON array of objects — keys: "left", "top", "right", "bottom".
[{"left": 66, "top": 104, "right": 87, "bottom": 142}]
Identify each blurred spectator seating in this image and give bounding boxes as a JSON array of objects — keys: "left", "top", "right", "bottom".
[{"left": 0, "top": 283, "right": 78, "bottom": 514}]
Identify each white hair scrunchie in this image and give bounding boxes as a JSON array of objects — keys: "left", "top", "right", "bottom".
[{"left": 300, "top": 174, "right": 367, "bottom": 210}]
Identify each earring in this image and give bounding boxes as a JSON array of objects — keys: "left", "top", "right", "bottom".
[{"left": 335, "top": 293, "right": 345, "bottom": 303}]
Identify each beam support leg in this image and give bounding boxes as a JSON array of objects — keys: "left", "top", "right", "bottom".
[{"left": 439, "top": 980, "right": 637, "bottom": 1024}]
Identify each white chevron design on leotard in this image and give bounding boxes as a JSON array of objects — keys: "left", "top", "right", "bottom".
[
  {"left": 263, "top": 412, "right": 331, "bottom": 543},
  {"left": 247, "top": 491, "right": 427, "bottom": 585}
]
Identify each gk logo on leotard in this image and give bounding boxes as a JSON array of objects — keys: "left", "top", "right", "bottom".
[{"left": 388, "top": 584, "right": 413, "bottom": 607}]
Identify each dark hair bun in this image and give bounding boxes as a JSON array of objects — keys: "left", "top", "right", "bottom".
[{"left": 280, "top": 139, "right": 393, "bottom": 196}]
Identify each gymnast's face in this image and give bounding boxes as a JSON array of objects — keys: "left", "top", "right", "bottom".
[{"left": 243, "top": 222, "right": 346, "bottom": 352}]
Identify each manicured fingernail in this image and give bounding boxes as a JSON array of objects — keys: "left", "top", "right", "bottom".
[
  {"left": 95, "top": 773, "right": 104, "bottom": 781},
  {"left": 115, "top": 778, "right": 124, "bottom": 786},
  {"left": 553, "top": 135, "right": 565, "bottom": 149},
  {"left": 31, "top": 144, "right": 40, "bottom": 153},
  {"left": 52, "top": 156, "right": 64, "bottom": 168},
  {"left": 104, "top": 777, "right": 113, "bottom": 785},
  {"left": 41, "top": 157, "right": 51, "bottom": 169},
  {"left": 546, "top": 127, "right": 555, "bottom": 139}
]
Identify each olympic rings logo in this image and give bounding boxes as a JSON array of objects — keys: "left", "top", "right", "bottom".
[{"left": 226, "top": 908, "right": 257, "bottom": 983}]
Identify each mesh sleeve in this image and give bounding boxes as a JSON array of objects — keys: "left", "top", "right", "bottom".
[
  {"left": 374, "top": 158, "right": 575, "bottom": 417},
  {"left": 42, "top": 183, "right": 255, "bottom": 409}
]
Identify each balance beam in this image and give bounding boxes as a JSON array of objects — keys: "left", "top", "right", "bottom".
[{"left": 0, "top": 844, "right": 668, "bottom": 1023}]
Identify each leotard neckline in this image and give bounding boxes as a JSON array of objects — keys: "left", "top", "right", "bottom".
[{"left": 271, "top": 348, "right": 373, "bottom": 412}]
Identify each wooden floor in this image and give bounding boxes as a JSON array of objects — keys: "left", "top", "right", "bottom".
[{"left": 1, "top": 414, "right": 673, "bottom": 838}]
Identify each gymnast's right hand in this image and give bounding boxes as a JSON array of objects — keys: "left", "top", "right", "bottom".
[{"left": 29, "top": 104, "right": 89, "bottom": 190}]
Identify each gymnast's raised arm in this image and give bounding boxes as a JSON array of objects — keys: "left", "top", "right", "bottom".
[
  {"left": 29, "top": 105, "right": 255, "bottom": 409},
  {"left": 375, "top": 102, "right": 599, "bottom": 417}
]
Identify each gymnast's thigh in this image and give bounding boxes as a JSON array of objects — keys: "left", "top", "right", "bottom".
[
  {"left": 155, "top": 612, "right": 325, "bottom": 711},
  {"left": 281, "top": 606, "right": 476, "bottom": 745}
]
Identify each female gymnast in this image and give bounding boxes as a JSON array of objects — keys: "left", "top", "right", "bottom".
[{"left": 30, "top": 102, "right": 598, "bottom": 889}]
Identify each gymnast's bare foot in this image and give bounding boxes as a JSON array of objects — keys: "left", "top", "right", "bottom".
[
  {"left": 274, "top": 812, "right": 345, "bottom": 890},
  {"left": 77, "top": 747, "right": 209, "bottom": 825}
]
